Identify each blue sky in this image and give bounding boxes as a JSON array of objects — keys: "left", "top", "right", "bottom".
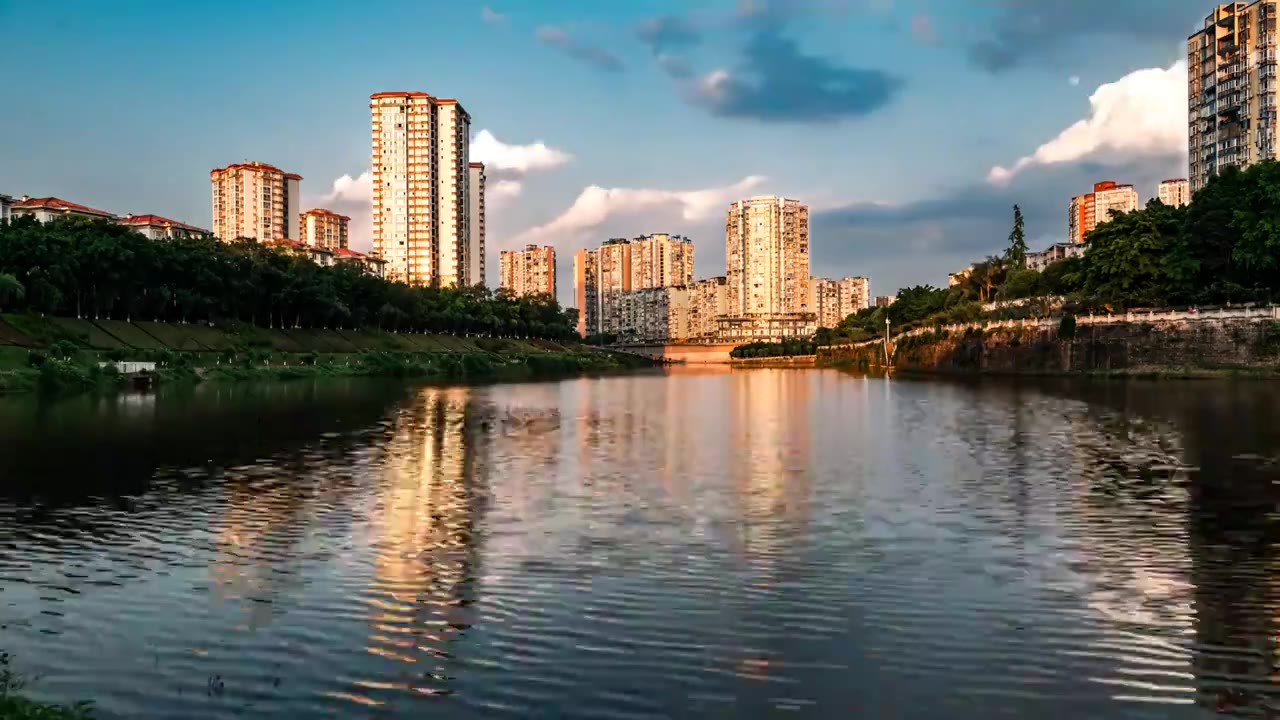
[{"left": 0, "top": 0, "right": 1202, "bottom": 304}]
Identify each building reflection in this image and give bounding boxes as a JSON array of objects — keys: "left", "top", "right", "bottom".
[{"left": 363, "top": 386, "right": 490, "bottom": 697}]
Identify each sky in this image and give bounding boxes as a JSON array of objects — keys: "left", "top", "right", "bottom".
[{"left": 0, "top": 0, "right": 1204, "bottom": 306}]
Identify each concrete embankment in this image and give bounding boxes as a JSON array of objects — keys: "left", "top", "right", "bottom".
[{"left": 818, "top": 307, "right": 1280, "bottom": 377}]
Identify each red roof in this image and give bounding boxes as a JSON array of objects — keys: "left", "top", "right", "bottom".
[
  {"left": 468, "top": 162, "right": 485, "bottom": 168},
  {"left": 269, "top": 239, "right": 333, "bottom": 255},
  {"left": 370, "top": 91, "right": 432, "bottom": 99},
  {"left": 13, "top": 196, "right": 116, "bottom": 218},
  {"left": 335, "top": 247, "right": 387, "bottom": 263},
  {"left": 301, "top": 208, "right": 351, "bottom": 221},
  {"left": 210, "top": 161, "right": 302, "bottom": 181},
  {"left": 118, "top": 214, "right": 209, "bottom": 233}
]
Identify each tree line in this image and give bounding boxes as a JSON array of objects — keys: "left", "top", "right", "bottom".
[
  {"left": 817, "top": 161, "right": 1280, "bottom": 344},
  {"left": 0, "top": 216, "right": 578, "bottom": 340}
]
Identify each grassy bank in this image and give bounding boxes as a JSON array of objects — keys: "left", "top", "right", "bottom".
[{"left": 0, "top": 314, "right": 650, "bottom": 394}]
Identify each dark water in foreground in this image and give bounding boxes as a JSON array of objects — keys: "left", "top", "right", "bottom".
[{"left": 2, "top": 370, "right": 1280, "bottom": 719}]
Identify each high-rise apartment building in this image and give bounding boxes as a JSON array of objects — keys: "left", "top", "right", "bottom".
[
  {"left": 1158, "top": 178, "right": 1191, "bottom": 207},
  {"left": 573, "top": 248, "right": 599, "bottom": 337},
  {"left": 597, "top": 239, "right": 633, "bottom": 335},
  {"left": 630, "top": 233, "right": 694, "bottom": 290},
  {"left": 210, "top": 162, "right": 301, "bottom": 242},
  {"left": 499, "top": 244, "right": 556, "bottom": 298},
  {"left": 808, "top": 276, "right": 870, "bottom": 329},
  {"left": 299, "top": 208, "right": 350, "bottom": 250},
  {"left": 725, "top": 197, "right": 810, "bottom": 316},
  {"left": 688, "top": 276, "right": 728, "bottom": 339},
  {"left": 370, "top": 91, "right": 473, "bottom": 287},
  {"left": 615, "top": 287, "right": 689, "bottom": 343},
  {"left": 1188, "top": 2, "right": 1279, "bottom": 194},
  {"left": 468, "top": 162, "right": 486, "bottom": 287},
  {"left": 1068, "top": 181, "right": 1138, "bottom": 243}
]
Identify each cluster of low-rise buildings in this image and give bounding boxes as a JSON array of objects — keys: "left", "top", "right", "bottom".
[{"left": 567, "top": 196, "right": 871, "bottom": 344}]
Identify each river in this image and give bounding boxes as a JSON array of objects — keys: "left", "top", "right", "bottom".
[{"left": 2, "top": 370, "right": 1278, "bottom": 718}]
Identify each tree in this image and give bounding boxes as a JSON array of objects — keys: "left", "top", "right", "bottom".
[
  {"left": 1005, "top": 204, "right": 1028, "bottom": 268},
  {"left": 0, "top": 273, "right": 25, "bottom": 310}
]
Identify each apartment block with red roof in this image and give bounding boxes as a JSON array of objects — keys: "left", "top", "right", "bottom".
[
  {"left": 299, "top": 208, "right": 350, "bottom": 250},
  {"left": 10, "top": 196, "right": 118, "bottom": 223},
  {"left": 118, "top": 214, "right": 210, "bottom": 240},
  {"left": 210, "top": 161, "right": 301, "bottom": 242}
]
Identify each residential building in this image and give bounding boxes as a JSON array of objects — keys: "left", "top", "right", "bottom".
[
  {"left": 615, "top": 286, "right": 689, "bottom": 343},
  {"left": 715, "top": 314, "right": 816, "bottom": 342},
  {"left": 630, "top": 233, "right": 694, "bottom": 289},
  {"left": 499, "top": 244, "right": 556, "bottom": 298},
  {"left": 1094, "top": 182, "right": 1139, "bottom": 224},
  {"left": 808, "top": 276, "right": 871, "bottom": 328},
  {"left": 1026, "top": 242, "right": 1088, "bottom": 272},
  {"left": 688, "top": 276, "right": 728, "bottom": 340},
  {"left": 269, "top": 239, "right": 335, "bottom": 267},
  {"left": 1068, "top": 181, "right": 1137, "bottom": 243},
  {"left": 0, "top": 194, "right": 13, "bottom": 223},
  {"left": 335, "top": 247, "right": 388, "bottom": 278},
  {"left": 11, "top": 196, "right": 118, "bottom": 223},
  {"left": 1158, "top": 178, "right": 1191, "bottom": 207},
  {"left": 573, "top": 248, "right": 599, "bottom": 337},
  {"left": 369, "top": 91, "right": 473, "bottom": 287},
  {"left": 118, "top": 214, "right": 210, "bottom": 240},
  {"left": 299, "top": 208, "right": 350, "bottom": 250},
  {"left": 948, "top": 266, "right": 974, "bottom": 288},
  {"left": 874, "top": 295, "right": 895, "bottom": 307},
  {"left": 597, "top": 238, "right": 633, "bottom": 335},
  {"left": 468, "top": 162, "right": 486, "bottom": 287},
  {"left": 210, "top": 161, "right": 301, "bottom": 242},
  {"left": 725, "top": 196, "right": 810, "bottom": 316},
  {"left": 1188, "top": 2, "right": 1280, "bottom": 194}
]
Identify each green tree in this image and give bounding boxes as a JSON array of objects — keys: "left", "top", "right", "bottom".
[
  {"left": 0, "top": 272, "right": 25, "bottom": 310},
  {"left": 1004, "top": 204, "right": 1028, "bottom": 268}
]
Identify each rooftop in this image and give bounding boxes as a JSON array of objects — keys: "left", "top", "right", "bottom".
[
  {"left": 13, "top": 196, "right": 117, "bottom": 218},
  {"left": 210, "top": 161, "right": 302, "bottom": 180},
  {"left": 118, "top": 214, "right": 210, "bottom": 233},
  {"left": 301, "top": 208, "right": 352, "bottom": 221}
]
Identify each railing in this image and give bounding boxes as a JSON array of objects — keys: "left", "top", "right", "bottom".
[{"left": 823, "top": 305, "right": 1280, "bottom": 352}]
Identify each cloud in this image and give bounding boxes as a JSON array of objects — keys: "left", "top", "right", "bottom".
[
  {"left": 687, "top": 28, "right": 900, "bottom": 122},
  {"left": 488, "top": 180, "right": 523, "bottom": 209},
  {"left": 1068, "top": 75, "right": 1080, "bottom": 87},
  {"left": 469, "top": 129, "right": 572, "bottom": 174},
  {"left": 536, "top": 25, "right": 625, "bottom": 72},
  {"left": 480, "top": 6, "right": 506, "bottom": 23},
  {"left": 987, "top": 60, "right": 1187, "bottom": 185},
  {"left": 512, "top": 175, "right": 767, "bottom": 247},
  {"left": 967, "top": 0, "right": 1204, "bottom": 73}
]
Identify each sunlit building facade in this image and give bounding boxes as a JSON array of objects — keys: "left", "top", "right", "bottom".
[
  {"left": 210, "top": 161, "right": 301, "bottom": 242},
  {"left": 725, "top": 196, "right": 810, "bottom": 316},
  {"left": 369, "top": 91, "right": 473, "bottom": 287},
  {"left": 1158, "top": 178, "right": 1190, "bottom": 207},
  {"left": 299, "top": 208, "right": 350, "bottom": 250},
  {"left": 499, "top": 244, "right": 556, "bottom": 298},
  {"left": 1188, "top": 2, "right": 1280, "bottom": 194}
]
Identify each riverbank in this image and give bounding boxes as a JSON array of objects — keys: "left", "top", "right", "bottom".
[
  {"left": 0, "top": 314, "right": 652, "bottom": 394},
  {"left": 818, "top": 312, "right": 1280, "bottom": 377}
]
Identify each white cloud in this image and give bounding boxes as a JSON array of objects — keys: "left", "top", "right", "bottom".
[
  {"left": 470, "top": 129, "right": 572, "bottom": 174},
  {"left": 1068, "top": 75, "right": 1080, "bottom": 86},
  {"left": 511, "top": 175, "right": 767, "bottom": 247},
  {"left": 987, "top": 60, "right": 1187, "bottom": 185},
  {"left": 488, "top": 179, "right": 523, "bottom": 208}
]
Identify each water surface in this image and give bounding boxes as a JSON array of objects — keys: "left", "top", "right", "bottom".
[{"left": 2, "top": 371, "right": 1279, "bottom": 718}]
